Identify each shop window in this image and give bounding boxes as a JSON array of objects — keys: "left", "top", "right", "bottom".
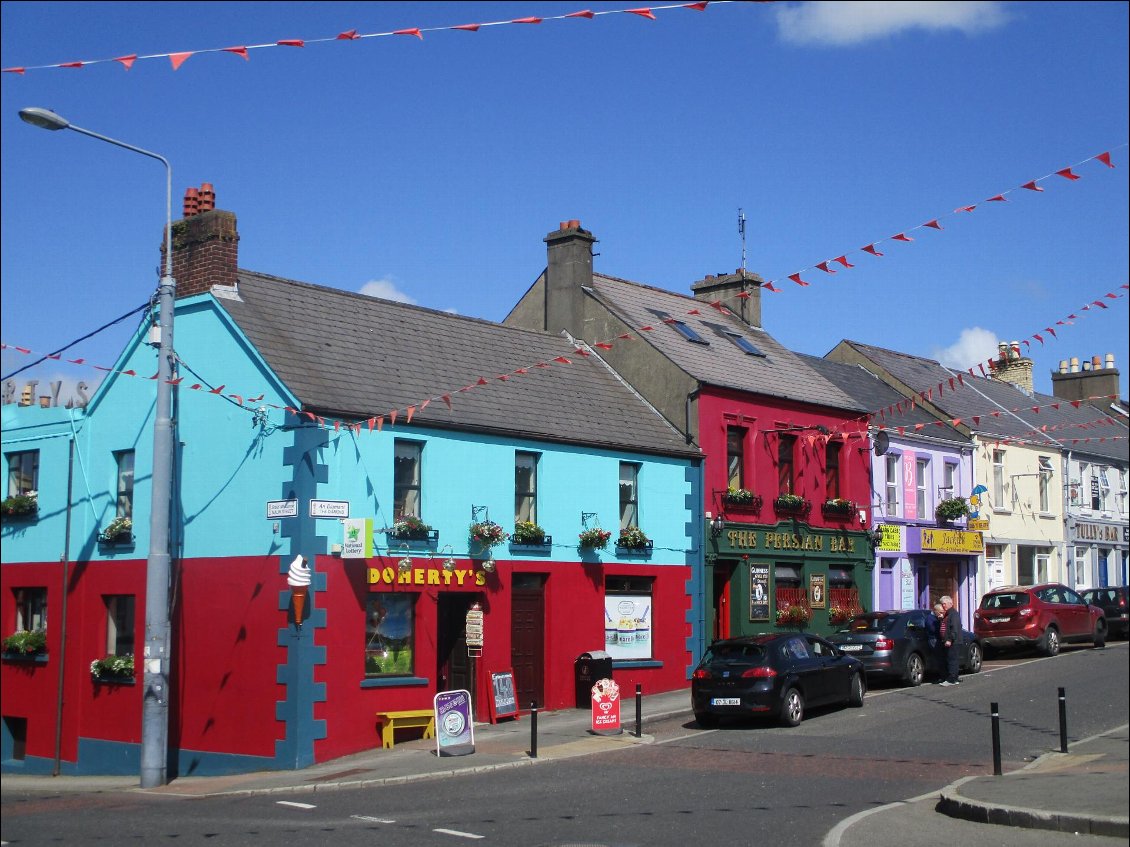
[
  {"left": 885, "top": 454, "right": 900, "bottom": 514},
  {"left": 604, "top": 576, "right": 653, "bottom": 660},
  {"left": 774, "top": 564, "right": 804, "bottom": 609},
  {"left": 777, "top": 435, "right": 796, "bottom": 495},
  {"left": 828, "top": 567, "right": 859, "bottom": 614},
  {"left": 104, "top": 595, "right": 135, "bottom": 656},
  {"left": 515, "top": 451, "right": 539, "bottom": 524},
  {"left": 6, "top": 449, "right": 38, "bottom": 496},
  {"left": 727, "top": 427, "right": 746, "bottom": 491},
  {"left": 114, "top": 450, "right": 135, "bottom": 518},
  {"left": 825, "top": 441, "right": 841, "bottom": 501},
  {"left": 619, "top": 462, "right": 639, "bottom": 530},
  {"left": 941, "top": 462, "right": 958, "bottom": 498},
  {"left": 14, "top": 587, "right": 47, "bottom": 632},
  {"left": 365, "top": 594, "right": 415, "bottom": 677},
  {"left": 993, "top": 450, "right": 1006, "bottom": 506},
  {"left": 1038, "top": 456, "right": 1053, "bottom": 513},
  {"left": 393, "top": 441, "right": 422, "bottom": 520}
]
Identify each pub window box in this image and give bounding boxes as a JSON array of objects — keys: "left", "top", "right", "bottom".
[
  {"left": 510, "top": 521, "right": 551, "bottom": 550},
  {"left": 616, "top": 526, "right": 652, "bottom": 555},
  {"left": 774, "top": 494, "right": 811, "bottom": 516},
  {"left": 384, "top": 517, "right": 439, "bottom": 544},
  {"left": 822, "top": 498, "right": 855, "bottom": 519},
  {"left": 723, "top": 490, "right": 763, "bottom": 512},
  {"left": 98, "top": 516, "right": 134, "bottom": 545},
  {"left": 90, "top": 654, "right": 135, "bottom": 683},
  {"left": 2, "top": 629, "right": 47, "bottom": 661},
  {"left": 1, "top": 492, "right": 38, "bottom": 520},
  {"left": 775, "top": 604, "right": 811, "bottom": 628}
]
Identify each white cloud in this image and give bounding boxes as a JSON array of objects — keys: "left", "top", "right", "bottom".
[
  {"left": 359, "top": 277, "right": 416, "bottom": 305},
  {"left": 931, "top": 327, "right": 998, "bottom": 370},
  {"left": 774, "top": 1, "right": 1009, "bottom": 47}
]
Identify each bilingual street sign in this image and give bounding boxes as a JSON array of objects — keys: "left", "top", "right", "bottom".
[
  {"left": 967, "top": 518, "right": 990, "bottom": 532},
  {"left": 266, "top": 499, "right": 298, "bottom": 519},
  {"left": 309, "top": 499, "right": 350, "bottom": 519}
]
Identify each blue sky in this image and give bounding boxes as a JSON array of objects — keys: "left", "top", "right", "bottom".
[{"left": 3, "top": 1, "right": 1127, "bottom": 410}]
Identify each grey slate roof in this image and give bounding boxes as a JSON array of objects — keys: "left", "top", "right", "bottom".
[
  {"left": 836, "top": 340, "right": 1128, "bottom": 462},
  {"left": 217, "top": 271, "right": 698, "bottom": 458},
  {"left": 797, "top": 353, "right": 968, "bottom": 441},
  {"left": 588, "top": 274, "right": 865, "bottom": 414}
]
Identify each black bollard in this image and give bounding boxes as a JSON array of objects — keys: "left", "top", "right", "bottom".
[
  {"left": 530, "top": 701, "right": 538, "bottom": 759},
  {"left": 1058, "top": 687, "right": 1068, "bottom": 754},
  {"left": 990, "top": 701, "right": 1002, "bottom": 776},
  {"left": 635, "top": 684, "right": 642, "bottom": 738}
]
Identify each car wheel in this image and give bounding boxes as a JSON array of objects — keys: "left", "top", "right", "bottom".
[
  {"left": 1041, "top": 627, "right": 1060, "bottom": 657},
  {"left": 903, "top": 653, "right": 925, "bottom": 687},
  {"left": 694, "top": 711, "right": 718, "bottom": 729},
  {"left": 780, "top": 688, "right": 804, "bottom": 727},
  {"left": 964, "top": 642, "right": 983, "bottom": 674},
  {"left": 1093, "top": 620, "right": 1106, "bottom": 649},
  {"left": 848, "top": 673, "right": 865, "bottom": 707}
]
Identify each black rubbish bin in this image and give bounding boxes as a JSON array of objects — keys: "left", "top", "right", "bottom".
[{"left": 575, "top": 650, "right": 613, "bottom": 709}]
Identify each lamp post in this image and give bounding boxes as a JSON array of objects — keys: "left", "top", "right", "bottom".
[{"left": 20, "top": 107, "right": 176, "bottom": 789}]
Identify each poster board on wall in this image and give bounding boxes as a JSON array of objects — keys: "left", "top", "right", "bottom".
[
  {"left": 749, "top": 562, "right": 770, "bottom": 621},
  {"left": 488, "top": 669, "right": 519, "bottom": 723}
]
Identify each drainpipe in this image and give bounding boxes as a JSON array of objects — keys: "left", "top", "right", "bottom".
[{"left": 53, "top": 436, "right": 75, "bottom": 776}]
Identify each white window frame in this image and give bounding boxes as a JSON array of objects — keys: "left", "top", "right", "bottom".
[
  {"left": 992, "top": 450, "right": 1006, "bottom": 508},
  {"left": 885, "top": 454, "right": 900, "bottom": 515},
  {"left": 1038, "top": 456, "right": 1053, "bottom": 513},
  {"left": 915, "top": 458, "right": 929, "bottom": 519}
]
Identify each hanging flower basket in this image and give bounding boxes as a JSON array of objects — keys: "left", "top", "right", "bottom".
[
  {"left": 469, "top": 520, "right": 509, "bottom": 548},
  {"left": 1, "top": 492, "right": 38, "bottom": 519},
  {"left": 578, "top": 526, "right": 612, "bottom": 550},
  {"left": 935, "top": 497, "right": 969, "bottom": 523},
  {"left": 775, "top": 604, "right": 811, "bottom": 627}
]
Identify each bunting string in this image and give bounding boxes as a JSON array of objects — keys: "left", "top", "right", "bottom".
[{"left": 2, "top": 1, "right": 747, "bottom": 75}]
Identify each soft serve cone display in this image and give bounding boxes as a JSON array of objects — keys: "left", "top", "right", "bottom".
[{"left": 287, "top": 556, "right": 311, "bottom": 628}]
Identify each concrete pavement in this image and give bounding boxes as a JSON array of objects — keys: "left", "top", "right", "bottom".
[{"left": 3, "top": 688, "right": 1126, "bottom": 843}]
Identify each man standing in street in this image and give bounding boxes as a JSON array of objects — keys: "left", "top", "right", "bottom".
[{"left": 939, "top": 595, "right": 963, "bottom": 686}]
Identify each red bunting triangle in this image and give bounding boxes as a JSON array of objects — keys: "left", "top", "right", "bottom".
[
  {"left": 442, "top": 395, "right": 452, "bottom": 409},
  {"left": 337, "top": 29, "right": 360, "bottom": 39},
  {"left": 1096, "top": 151, "right": 1114, "bottom": 168},
  {"left": 1021, "top": 180, "right": 1044, "bottom": 192},
  {"left": 223, "top": 46, "right": 249, "bottom": 60},
  {"left": 476, "top": 377, "right": 489, "bottom": 385},
  {"left": 956, "top": 205, "right": 976, "bottom": 213},
  {"left": 58, "top": 62, "right": 84, "bottom": 68},
  {"left": 923, "top": 220, "right": 942, "bottom": 229},
  {"left": 453, "top": 23, "right": 482, "bottom": 31},
  {"left": 763, "top": 283, "right": 779, "bottom": 293},
  {"left": 566, "top": 10, "right": 595, "bottom": 18},
  {"left": 833, "top": 256, "right": 854, "bottom": 268},
  {"left": 987, "top": 194, "right": 1007, "bottom": 202},
  {"left": 554, "top": 356, "right": 572, "bottom": 364},
  {"left": 891, "top": 233, "right": 913, "bottom": 242},
  {"left": 3, "top": 67, "right": 27, "bottom": 74},
  {"left": 1056, "top": 167, "right": 1081, "bottom": 181},
  {"left": 389, "top": 409, "right": 398, "bottom": 426},
  {"left": 114, "top": 54, "right": 137, "bottom": 70},
  {"left": 394, "top": 28, "right": 423, "bottom": 39},
  {"left": 169, "top": 52, "right": 193, "bottom": 70},
  {"left": 277, "top": 39, "right": 305, "bottom": 47},
  {"left": 816, "top": 261, "right": 836, "bottom": 274},
  {"left": 862, "top": 244, "right": 883, "bottom": 257},
  {"left": 406, "top": 405, "right": 416, "bottom": 423},
  {"left": 789, "top": 273, "right": 810, "bottom": 287},
  {"left": 684, "top": 1, "right": 709, "bottom": 9},
  {"left": 627, "top": 8, "right": 657, "bottom": 19},
  {"left": 512, "top": 17, "right": 542, "bottom": 24}
]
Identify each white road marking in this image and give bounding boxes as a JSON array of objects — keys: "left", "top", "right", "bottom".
[
  {"left": 351, "top": 815, "right": 396, "bottom": 823},
  {"left": 434, "top": 828, "right": 485, "bottom": 839},
  {"left": 276, "top": 800, "right": 316, "bottom": 809}
]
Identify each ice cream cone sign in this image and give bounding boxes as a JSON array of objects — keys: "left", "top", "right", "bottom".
[{"left": 287, "top": 555, "right": 312, "bottom": 628}]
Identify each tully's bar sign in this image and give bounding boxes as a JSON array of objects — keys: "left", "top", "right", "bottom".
[
  {"left": 1072, "top": 522, "right": 1123, "bottom": 543},
  {"left": 920, "top": 528, "right": 984, "bottom": 554},
  {"left": 725, "top": 528, "right": 858, "bottom": 554}
]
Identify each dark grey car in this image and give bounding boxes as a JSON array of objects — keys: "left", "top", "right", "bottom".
[{"left": 827, "top": 610, "right": 983, "bottom": 686}]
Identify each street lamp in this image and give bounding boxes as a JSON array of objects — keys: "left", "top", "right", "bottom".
[{"left": 20, "top": 107, "right": 176, "bottom": 789}]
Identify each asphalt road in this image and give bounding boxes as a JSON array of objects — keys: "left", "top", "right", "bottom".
[{"left": 2, "top": 643, "right": 1126, "bottom": 847}]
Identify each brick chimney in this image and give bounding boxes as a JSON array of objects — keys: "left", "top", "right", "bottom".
[
  {"left": 544, "top": 220, "right": 595, "bottom": 337},
  {"left": 989, "top": 341, "right": 1034, "bottom": 394},
  {"left": 1051, "top": 352, "right": 1121, "bottom": 406},
  {"left": 161, "top": 182, "right": 239, "bottom": 299},
  {"left": 690, "top": 269, "right": 763, "bottom": 328}
]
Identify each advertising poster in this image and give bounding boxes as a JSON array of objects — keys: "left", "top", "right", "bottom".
[
  {"left": 590, "top": 678, "right": 622, "bottom": 736},
  {"left": 603, "top": 595, "right": 651, "bottom": 659},
  {"left": 341, "top": 518, "right": 373, "bottom": 559},
  {"left": 489, "top": 670, "right": 518, "bottom": 722},
  {"left": 749, "top": 563, "right": 770, "bottom": 621},
  {"left": 808, "top": 573, "right": 827, "bottom": 609},
  {"left": 434, "top": 690, "right": 474, "bottom": 757}
]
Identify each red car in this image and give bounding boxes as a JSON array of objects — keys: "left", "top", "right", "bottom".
[{"left": 974, "top": 584, "right": 1107, "bottom": 656}]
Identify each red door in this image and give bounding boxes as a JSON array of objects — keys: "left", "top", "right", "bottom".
[{"left": 510, "top": 577, "right": 546, "bottom": 711}]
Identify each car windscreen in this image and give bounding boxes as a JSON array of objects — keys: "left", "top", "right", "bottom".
[
  {"left": 845, "top": 615, "right": 896, "bottom": 633},
  {"left": 980, "top": 592, "right": 1030, "bottom": 610}
]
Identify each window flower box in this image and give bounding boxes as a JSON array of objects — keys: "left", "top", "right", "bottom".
[
  {"left": 828, "top": 605, "right": 856, "bottom": 626},
  {"left": 510, "top": 521, "right": 551, "bottom": 550},
  {"left": 384, "top": 516, "right": 438, "bottom": 543},
  {"left": 90, "top": 654, "right": 135, "bottom": 683},
  {"left": 2, "top": 629, "right": 47, "bottom": 657},
  {"left": 821, "top": 498, "right": 855, "bottom": 520},
  {"left": 774, "top": 494, "right": 811, "bottom": 516},
  {"left": 98, "top": 516, "right": 134, "bottom": 544},
  {"left": 1, "top": 491, "right": 38, "bottom": 520},
  {"left": 616, "top": 526, "right": 652, "bottom": 555},
  {"left": 723, "top": 490, "right": 763, "bottom": 512},
  {"left": 775, "top": 604, "right": 811, "bottom": 627}
]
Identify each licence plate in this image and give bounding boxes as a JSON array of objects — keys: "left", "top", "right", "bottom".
[
  {"left": 990, "top": 617, "right": 1009, "bottom": 623},
  {"left": 838, "top": 644, "right": 863, "bottom": 651},
  {"left": 711, "top": 698, "right": 740, "bottom": 706}
]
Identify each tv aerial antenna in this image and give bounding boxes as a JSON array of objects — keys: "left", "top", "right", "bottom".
[{"left": 737, "top": 208, "right": 747, "bottom": 272}]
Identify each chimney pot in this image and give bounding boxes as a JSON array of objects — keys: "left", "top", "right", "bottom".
[
  {"left": 183, "top": 187, "right": 200, "bottom": 218},
  {"left": 1058, "top": 360, "right": 1068, "bottom": 374},
  {"left": 199, "top": 182, "right": 215, "bottom": 212},
  {"left": 1070, "top": 356, "right": 1080, "bottom": 373},
  {"left": 567, "top": 219, "right": 581, "bottom": 229},
  {"left": 1091, "top": 355, "right": 1102, "bottom": 369},
  {"left": 1106, "top": 353, "right": 1115, "bottom": 369}
]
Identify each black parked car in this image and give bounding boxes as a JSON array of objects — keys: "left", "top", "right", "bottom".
[
  {"left": 1081, "top": 587, "right": 1129, "bottom": 639},
  {"left": 691, "top": 632, "right": 865, "bottom": 728},
  {"left": 827, "top": 610, "right": 982, "bottom": 687}
]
